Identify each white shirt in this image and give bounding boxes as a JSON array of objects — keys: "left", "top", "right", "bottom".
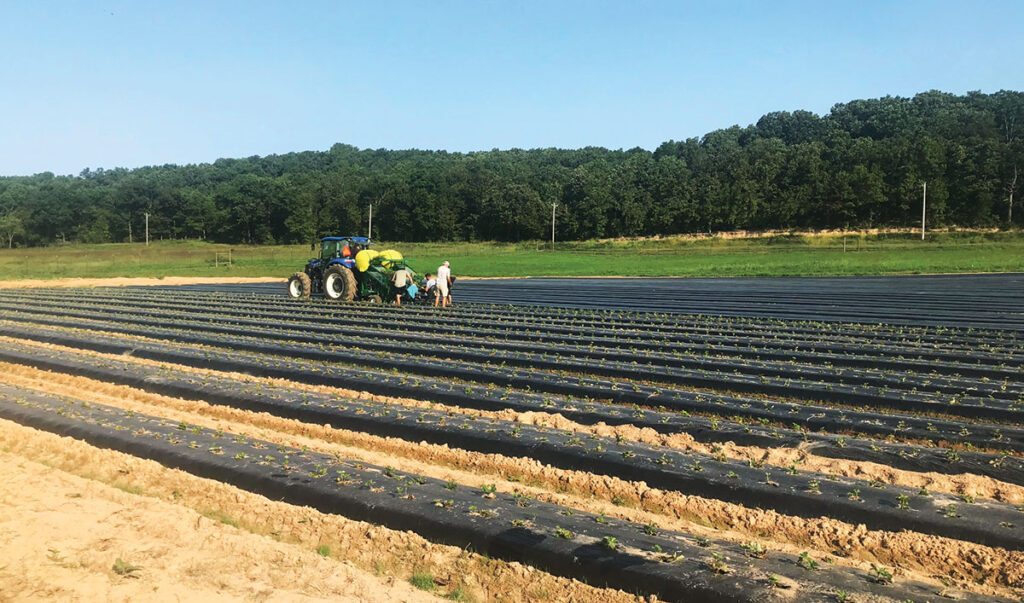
[
  {"left": 425, "top": 277, "right": 437, "bottom": 288},
  {"left": 437, "top": 265, "right": 451, "bottom": 284}
]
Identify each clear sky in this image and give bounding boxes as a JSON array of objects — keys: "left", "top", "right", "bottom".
[{"left": 1, "top": 0, "right": 1021, "bottom": 176}]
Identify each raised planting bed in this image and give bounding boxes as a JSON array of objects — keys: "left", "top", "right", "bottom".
[
  {"left": 4, "top": 296, "right": 1019, "bottom": 399},
  {"left": 2, "top": 309, "right": 1021, "bottom": 426},
  {"left": 0, "top": 341, "right": 1022, "bottom": 551},
  {"left": 2, "top": 293, "right": 1018, "bottom": 380},
  {"left": 5, "top": 288, "right": 1020, "bottom": 358},
  {"left": 2, "top": 327, "right": 1022, "bottom": 485},
  {"left": 0, "top": 383, "right": 992, "bottom": 602}
]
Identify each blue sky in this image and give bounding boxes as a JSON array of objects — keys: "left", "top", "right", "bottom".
[{"left": 1, "top": 0, "right": 1021, "bottom": 176}]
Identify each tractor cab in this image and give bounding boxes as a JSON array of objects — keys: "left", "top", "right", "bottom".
[{"left": 318, "top": 236, "right": 370, "bottom": 270}]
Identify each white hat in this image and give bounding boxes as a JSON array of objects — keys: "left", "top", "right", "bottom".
[{"left": 443, "top": 261, "right": 450, "bottom": 266}]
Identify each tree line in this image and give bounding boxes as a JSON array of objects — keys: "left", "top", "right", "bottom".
[{"left": 1, "top": 89, "right": 1021, "bottom": 248}]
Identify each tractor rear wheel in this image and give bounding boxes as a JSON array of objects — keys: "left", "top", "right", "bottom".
[
  {"left": 287, "top": 272, "right": 311, "bottom": 299},
  {"left": 323, "top": 265, "right": 356, "bottom": 301}
]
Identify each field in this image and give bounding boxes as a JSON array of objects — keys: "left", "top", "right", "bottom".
[
  {"left": 2, "top": 230, "right": 1024, "bottom": 281},
  {"left": 0, "top": 279, "right": 1021, "bottom": 601}
]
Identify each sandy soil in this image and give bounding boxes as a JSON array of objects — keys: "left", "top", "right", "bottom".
[
  {"left": 0, "top": 417, "right": 645, "bottom": 603},
  {"left": 0, "top": 277, "right": 284, "bottom": 289},
  {"left": 0, "top": 448, "right": 434, "bottom": 602},
  {"left": 1, "top": 361, "right": 1021, "bottom": 599}
]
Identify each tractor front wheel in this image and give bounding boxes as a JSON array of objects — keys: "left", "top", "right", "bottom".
[
  {"left": 323, "top": 265, "right": 356, "bottom": 301},
  {"left": 287, "top": 272, "right": 312, "bottom": 299}
]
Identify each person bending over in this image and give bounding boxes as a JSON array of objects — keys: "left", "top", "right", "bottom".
[
  {"left": 391, "top": 266, "right": 412, "bottom": 305},
  {"left": 424, "top": 273, "right": 437, "bottom": 304}
]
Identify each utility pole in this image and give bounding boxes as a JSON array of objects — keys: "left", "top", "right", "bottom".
[
  {"left": 128, "top": 219, "right": 132, "bottom": 244},
  {"left": 920, "top": 182, "right": 927, "bottom": 241},
  {"left": 144, "top": 212, "right": 150, "bottom": 246},
  {"left": 367, "top": 191, "right": 390, "bottom": 241},
  {"left": 1009, "top": 165, "right": 1018, "bottom": 223},
  {"left": 551, "top": 202, "right": 557, "bottom": 249}
]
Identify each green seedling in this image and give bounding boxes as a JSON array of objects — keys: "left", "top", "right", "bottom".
[
  {"left": 709, "top": 552, "right": 729, "bottom": 574},
  {"left": 868, "top": 563, "right": 893, "bottom": 585},
  {"left": 797, "top": 551, "right": 819, "bottom": 570},
  {"left": 740, "top": 541, "right": 766, "bottom": 559}
]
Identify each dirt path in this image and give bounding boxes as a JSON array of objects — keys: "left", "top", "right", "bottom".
[
  {"left": 0, "top": 276, "right": 284, "bottom": 289},
  {"left": 0, "top": 418, "right": 645, "bottom": 603},
  {"left": 0, "top": 447, "right": 434, "bottom": 602}
]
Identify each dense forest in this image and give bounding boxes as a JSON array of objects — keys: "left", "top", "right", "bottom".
[{"left": 0, "top": 90, "right": 1021, "bottom": 247}]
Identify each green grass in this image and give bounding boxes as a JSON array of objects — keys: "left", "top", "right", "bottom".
[
  {"left": 1, "top": 230, "right": 1022, "bottom": 280},
  {"left": 111, "top": 481, "right": 146, "bottom": 496},
  {"left": 409, "top": 571, "right": 437, "bottom": 591},
  {"left": 200, "top": 508, "right": 240, "bottom": 528},
  {"left": 446, "top": 585, "right": 472, "bottom": 601},
  {"left": 111, "top": 557, "right": 141, "bottom": 578}
]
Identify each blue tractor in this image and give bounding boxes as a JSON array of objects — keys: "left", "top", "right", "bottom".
[
  {"left": 287, "top": 236, "right": 367, "bottom": 302},
  {"left": 287, "top": 236, "right": 423, "bottom": 303}
]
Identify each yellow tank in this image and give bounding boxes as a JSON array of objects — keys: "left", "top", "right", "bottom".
[
  {"left": 354, "top": 249, "right": 380, "bottom": 272},
  {"left": 379, "top": 249, "right": 403, "bottom": 268}
]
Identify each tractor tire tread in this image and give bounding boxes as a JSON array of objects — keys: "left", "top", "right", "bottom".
[{"left": 287, "top": 272, "right": 312, "bottom": 299}]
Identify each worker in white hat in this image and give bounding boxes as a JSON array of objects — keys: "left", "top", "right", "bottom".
[{"left": 436, "top": 261, "right": 452, "bottom": 308}]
